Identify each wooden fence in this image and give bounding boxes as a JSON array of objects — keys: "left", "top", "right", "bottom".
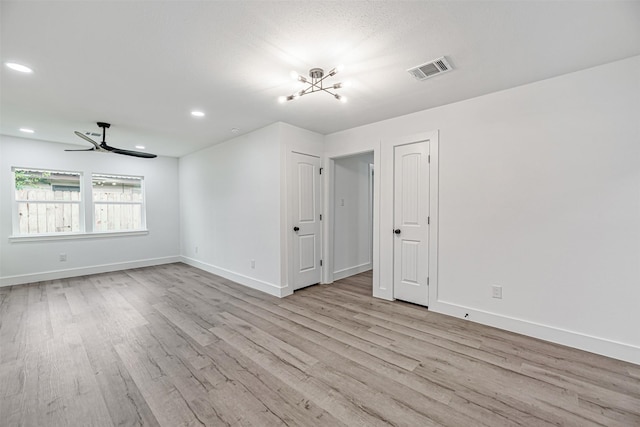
[{"left": 16, "top": 188, "right": 142, "bottom": 234}]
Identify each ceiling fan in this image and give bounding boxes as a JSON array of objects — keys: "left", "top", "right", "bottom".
[{"left": 66, "top": 122, "right": 157, "bottom": 158}]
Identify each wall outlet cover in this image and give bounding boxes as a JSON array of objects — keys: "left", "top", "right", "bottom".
[{"left": 492, "top": 285, "right": 502, "bottom": 299}]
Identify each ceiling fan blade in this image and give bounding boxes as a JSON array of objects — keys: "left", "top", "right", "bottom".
[
  {"left": 71, "top": 124, "right": 156, "bottom": 158},
  {"left": 109, "top": 147, "right": 158, "bottom": 158},
  {"left": 74, "top": 131, "right": 101, "bottom": 149}
]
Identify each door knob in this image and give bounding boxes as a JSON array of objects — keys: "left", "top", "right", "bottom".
[
  {"left": 293, "top": 226, "right": 300, "bottom": 232},
  {"left": 394, "top": 229, "right": 401, "bottom": 234}
]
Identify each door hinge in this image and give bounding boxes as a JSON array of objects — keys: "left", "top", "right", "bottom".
[
  {"left": 427, "top": 277, "right": 430, "bottom": 285},
  {"left": 428, "top": 155, "right": 431, "bottom": 163},
  {"left": 319, "top": 214, "right": 323, "bottom": 220},
  {"left": 319, "top": 167, "right": 323, "bottom": 175},
  {"left": 320, "top": 259, "right": 323, "bottom": 266},
  {"left": 428, "top": 216, "right": 430, "bottom": 225}
]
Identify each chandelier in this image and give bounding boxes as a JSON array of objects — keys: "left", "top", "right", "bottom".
[{"left": 279, "top": 65, "right": 348, "bottom": 103}]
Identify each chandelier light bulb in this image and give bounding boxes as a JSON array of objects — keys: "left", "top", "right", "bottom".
[
  {"left": 6, "top": 62, "right": 33, "bottom": 73},
  {"left": 340, "top": 96, "right": 348, "bottom": 103},
  {"left": 278, "top": 96, "right": 287, "bottom": 103},
  {"left": 328, "top": 64, "right": 345, "bottom": 77},
  {"left": 290, "top": 70, "right": 299, "bottom": 80}
]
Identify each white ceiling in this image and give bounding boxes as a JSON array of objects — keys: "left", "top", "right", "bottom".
[{"left": 1, "top": 1, "right": 639, "bottom": 158}]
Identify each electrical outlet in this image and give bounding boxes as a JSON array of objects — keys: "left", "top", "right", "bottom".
[
  {"left": 59, "top": 253, "right": 67, "bottom": 262},
  {"left": 251, "top": 259, "right": 255, "bottom": 269},
  {"left": 492, "top": 285, "right": 502, "bottom": 299},
  {"left": 340, "top": 198, "right": 345, "bottom": 206}
]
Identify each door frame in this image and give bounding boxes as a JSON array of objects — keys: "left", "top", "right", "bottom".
[
  {"left": 289, "top": 151, "right": 323, "bottom": 291},
  {"left": 380, "top": 131, "right": 439, "bottom": 303},
  {"left": 323, "top": 146, "right": 380, "bottom": 294},
  {"left": 286, "top": 150, "right": 323, "bottom": 294},
  {"left": 322, "top": 130, "right": 438, "bottom": 303}
]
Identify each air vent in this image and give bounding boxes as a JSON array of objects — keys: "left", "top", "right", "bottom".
[{"left": 407, "top": 56, "right": 452, "bottom": 81}]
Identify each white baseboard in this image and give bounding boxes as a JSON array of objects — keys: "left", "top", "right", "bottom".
[
  {"left": 430, "top": 299, "right": 640, "bottom": 365},
  {"left": 333, "top": 262, "right": 372, "bottom": 281},
  {"left": 0, "top": 256, "right": 181, "bottom": 287},
  {"left": 180, "top": 256, "right": 289, "bottom": 298}
]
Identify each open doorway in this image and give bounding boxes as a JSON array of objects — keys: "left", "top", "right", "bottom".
[
  {"left": 330, "top": 151, "right": 374, "bottom": 291},
  {"left": 322, "top": 131, "right": 436, "bottom": 303}
]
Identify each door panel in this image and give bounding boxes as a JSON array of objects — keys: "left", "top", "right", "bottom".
[
  {"left": 402, "top": 154, "right": 420, "bottom": 225},
  {"left": 291, "top": 152, "right": 322, "bottom": 290},
  {"left": 298, "top": 162, "right": 315, "bottom": 222},
  {"left": 401, "top": 240, "right": 419, "bottom": 284},
  {"left": 299, "top": 234, "right": 316, "bottom": 272},
  {"left": 393, "top": 141, "right": 429, "bottom": 306}
]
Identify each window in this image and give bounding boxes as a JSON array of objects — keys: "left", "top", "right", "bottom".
[
  {"left": 92, "top": 174, "right": 145, "bottom": 232},
  {"left": 11, "top": 168, "right": 148, "bottom": 238},
  {"left": 13, "top": 168, "right": 83, "bottom": 235}
]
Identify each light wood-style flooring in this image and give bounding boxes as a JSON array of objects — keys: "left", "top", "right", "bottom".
[{"left": 1, "top": 263, "right": 638, "bottom": 426}]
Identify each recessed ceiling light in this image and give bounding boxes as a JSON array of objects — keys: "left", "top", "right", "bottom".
[
  {"left": 231, "top": 128, "right": 240, "bottom": 134},
  {"left": 19, "top": 128, "right": 35, "bottom": 133},
  {"left": 135, "top": 145, "right": 145, "bottom": 149},
  {"left": 6, "top": 62, "right": 33, "bottom": 73},
  {"left": 191, "top": 111, "right": 205, "bottom": 117}
]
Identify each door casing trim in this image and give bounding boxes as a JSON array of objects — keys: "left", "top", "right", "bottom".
[
  {"left": 321, "top": 129, "right": 438, "bottom": 303},
  {"left": 380, "top": 130, "right": 439, "bottom": 303}
]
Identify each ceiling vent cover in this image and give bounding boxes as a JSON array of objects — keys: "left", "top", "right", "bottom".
[{"left": 407, "top": 56, "right": 452, "bottom": 81}]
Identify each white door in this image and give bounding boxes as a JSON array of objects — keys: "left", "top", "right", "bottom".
[
  {"left": 291, "top": 152, "right": 322, "bottom": 290},
  {"left": 393, "top": 141, "right": 430, "bottom": 306}
]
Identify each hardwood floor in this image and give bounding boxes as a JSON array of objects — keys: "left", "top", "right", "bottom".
[{"left": 1, "top": 264, "right": 638, "bottom": 426}]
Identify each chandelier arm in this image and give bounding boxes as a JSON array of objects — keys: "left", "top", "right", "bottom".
[
  {"left": 301, "top": 86, "right": 314, "bottom": 96},
  {"left": 280, "top": 66, "right": 344, "bottom": 101},
  {"left": 297, "top": 79, "right": 326, "bottom": 95},
  {"left": 309, "top": 81, "right": 324, "bottom": 92},
  {"left": 316, "top": 71, "right": 335, "bottom": 86}
]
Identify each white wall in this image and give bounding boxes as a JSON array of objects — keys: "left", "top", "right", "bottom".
[
  {"left": 333, "top": 152, "right": 374, "bottom": 279},
  {"left": 324, "top": 55, "right": 640, "bottom": 364},
  {"left": 0, "top": 136, "right": 180, "bottom": 285},
  {"left": 179, "top": 122, "right": 324, "bottom": 296},
  {"left": 179, "top": 123, "right": 283, "bottom": 295}
]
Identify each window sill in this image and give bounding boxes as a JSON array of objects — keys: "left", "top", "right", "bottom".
[{"left": 8, "top": 230, "right": 149, "bottom": 243}]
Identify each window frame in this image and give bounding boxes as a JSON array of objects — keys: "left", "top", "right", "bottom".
[
  {"left": 11, "top": 167, "right": 86, "bottom": 236},
  {"left": 9, "top": 167, "right": 149, "bottom": 242},
  {"left": 91, "top": 172, "right": 147, "bottom": 233}
]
